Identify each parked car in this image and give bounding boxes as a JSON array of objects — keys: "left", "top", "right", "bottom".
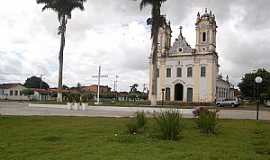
[{"left": 216, "top": 98, "right": 240, "bottom": 107}]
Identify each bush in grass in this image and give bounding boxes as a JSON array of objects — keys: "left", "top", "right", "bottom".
[
  {"left": 136, "top": 111, "right": 147, "bottom": 129},
  {"left": 154, "top": 110, "right": 182, "bottom": 140},
  {"left": 64, "top": 93, "right": 73, "bottom": 103},
  {"left": 126, "top": 111, "right": 147, "bottom": 134},
  {"left": 193, "top": 107, "right": 219, "bottom": 134}
]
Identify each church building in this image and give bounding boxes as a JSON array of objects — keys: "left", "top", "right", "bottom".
[{"left": 149, "top": 9, "right": 234, "bottom": 103}]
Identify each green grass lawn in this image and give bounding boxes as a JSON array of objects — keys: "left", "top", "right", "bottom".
[{"left": 0, "top": 116, "right": 270, "bottom": 160}]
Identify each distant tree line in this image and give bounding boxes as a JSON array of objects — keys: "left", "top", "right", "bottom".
[{"left": 238, "top": 68, "right": 270, "bottom": 100}]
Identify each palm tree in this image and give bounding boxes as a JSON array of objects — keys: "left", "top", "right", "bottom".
[
  {"left": 139, "top": 0, "right": 167, "bottom": 105},
  {"left": 36, "top": 0, "right": 86, "bottom": 102}
]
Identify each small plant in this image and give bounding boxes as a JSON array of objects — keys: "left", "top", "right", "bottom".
[
  {"left": 65, "top": 93, "right": 73, "bottom": 103},
  {"left": 72, "top": 94, "right": 80, "bottom": 103},
  {"left": 81, "top": 94, "right": 89, "bottom": 103},
  {"left": 126, "top": 111, "right": 147, "bottom": 134},
  {"left": 154, "top": 110, "right": 182, "bottom": 140},
  {"left": 194, "top": 107, "right": 219, "bottom": 134},
  {"left": 135, "top": 111, "right": 147, "bottom": 129}
]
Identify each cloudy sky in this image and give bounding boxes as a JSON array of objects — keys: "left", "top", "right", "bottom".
[{"left": 0, "top": 0, "right": 270, "bottom": 91}]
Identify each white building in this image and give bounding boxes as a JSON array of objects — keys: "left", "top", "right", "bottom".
[
  {"left": 216, "top": 75, "right": 235, "bottom": 101},
  {"left": 149, "top": 9, "right": 234, "bottom": 103},
  {"left": 0, "top": 83, "right": 29, "bottom": 100}
]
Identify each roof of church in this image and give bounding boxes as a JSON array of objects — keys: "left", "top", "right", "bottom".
[{"left": 169, "top": 27, "right": 193, "bottom": 54}]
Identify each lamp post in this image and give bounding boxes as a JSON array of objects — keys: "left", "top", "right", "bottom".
[
  {"left": 255, "top": 76, "right": 263, "bottom": 120},
  {"left": 161, "top": 89, "right": 165, "bottom": 107}
]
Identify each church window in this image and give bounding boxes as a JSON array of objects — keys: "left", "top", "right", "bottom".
[
  {"left": 187, "top": 67, "right": 192, "bottom": 77},
  {"left": 166, "top": 68, "right": 171, "bottom": 77},
  {"left": 201, "top": 66, "right": 206, "bottom": 77},
  {"left": 177, "top": 68, "right": 182, "bottom": 77},
  {"left": 202, "top": 32, "right": 206, "bottom": 42},
  {"left": 157, "top": 68, "right": 159, "bottom": 77},
  {"left": 178, "top": 48, "right": 183, "bottom": 52}
]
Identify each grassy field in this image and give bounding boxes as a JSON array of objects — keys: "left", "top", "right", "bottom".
[{"left": 0, "top": 116, "right": 270, "bottom": 160}]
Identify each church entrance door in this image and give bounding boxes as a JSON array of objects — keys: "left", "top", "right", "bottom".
[{"left": 174, "top": 83, "right": 183, "bottom": 101}]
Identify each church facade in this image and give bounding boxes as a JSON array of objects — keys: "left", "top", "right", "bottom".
[{"left": 149, "top": 9, "right": 234, "bottom": 103}]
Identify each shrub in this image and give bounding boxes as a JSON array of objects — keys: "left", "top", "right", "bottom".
[
  {"left": 154, "top": 110, "right": 182, "bottom": 140},
  {"left": 136, "top": 111, "right": 147, "bottom": 129},
  {"left": 194, "top": 107, "right": 219, "bottom": 134},
  {"left": 126, "top": 111, "right": 147, "bottom": 134},
  {"left": 21, "top": 89, "right": 34, "bottom": 98},
  {"left": 72, "top": 93, "right": 80, "bottom": 103},
  {"left": 81, "top": 94, "right": 89, "bottom": 103},
  {"left": 64, "top": 93, "right": 73, "bottom": 103}
]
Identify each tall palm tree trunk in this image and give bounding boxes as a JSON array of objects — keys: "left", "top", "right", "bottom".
[
  {"left": 150, "top": 4, "right": 160, "bottom": 106},
  {"left": 151, "top": 34, "right": 158, "bottom": 105},
  {"left": 57, "top": 16, "right": 66, "bottom": 102}
]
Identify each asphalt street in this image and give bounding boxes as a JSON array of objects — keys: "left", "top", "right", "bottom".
[{"left": 0, "top": 102, "right": 269, "bottom": 120}]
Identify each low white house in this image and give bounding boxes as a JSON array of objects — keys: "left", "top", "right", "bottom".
[{"left": 0, "top": 83, "right": 29, "bottom": 100}]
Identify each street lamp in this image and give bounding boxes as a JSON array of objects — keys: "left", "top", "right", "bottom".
[
  {"left": 255, "top": 76, "right": 263, "bottom": 120},
  {"left": 161, "top": 89, "right": 165, "bottom": 107}
]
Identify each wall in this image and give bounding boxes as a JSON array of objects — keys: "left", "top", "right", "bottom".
[
  {"left": 156, "top": 54, "right": 216, "bottom": 103},
  {"left": 0, "top": 85, "right": 29, "bottom": 100}
]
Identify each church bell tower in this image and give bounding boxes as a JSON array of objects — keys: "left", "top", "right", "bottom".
[{"left": 195, "top": 8, "right": 217, "bottom": 53}]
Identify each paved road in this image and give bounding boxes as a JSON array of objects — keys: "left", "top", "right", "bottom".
[{"left": 0, "top": 102, "right": 269, "bottom": 120}]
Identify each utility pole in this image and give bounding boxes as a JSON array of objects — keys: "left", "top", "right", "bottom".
[
  {"left": 92, "top": 66, "right": 108, "bottom": 104},
  {"left": 113, "top": 74, "right": 119, "bottom": 100},
  {"left": 113, "top": 74, "right": 119, "bottom": 91},
  {"left": 143, "top": 83, "right": 147, "bottom": 93}
]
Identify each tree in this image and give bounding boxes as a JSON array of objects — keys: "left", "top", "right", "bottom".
[
  {"left": 24, "top": 76, "right": 49, "bottom": 89},
  {"left": 37, "top": 0, "right": 87, "bottom": 102},
  {"left": 238, "top": 68, "right": 270, "bottom": 99},
  {"left": 139, "top": 0, "right": 167, "bottom": 105},
  {"left": 129, "top": 83, "right": 139, "bottom": 93},
  {"left": 21, "top": 89, "right": 34, "bottom": 100},
  {"left": 62, "top": 84, "right": 69, "bottom": 89}
]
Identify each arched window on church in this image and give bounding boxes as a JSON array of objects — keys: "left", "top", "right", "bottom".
[
  {"left": 166, "top": 68, "right": 171, "bottom": 78},
  {"left": 202, "top": 32, "right": 206, "bottom": 42},
  {"left": 201, "top": 66, "right": 206, "bottom": 77},
  {"left": 177, "top": 68, "right": 182, "bottom": 77},
  {"left": 187, "top": 67, "right": 193, "bottom": 77}
]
